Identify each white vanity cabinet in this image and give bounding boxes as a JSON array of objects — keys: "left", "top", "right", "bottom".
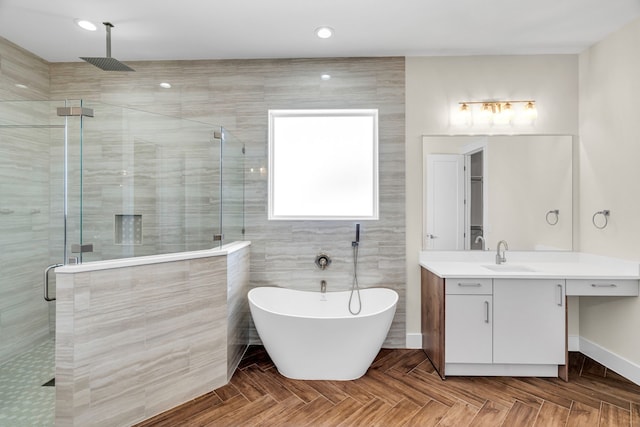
[
  {"left": 443, "top": 277, "right": 565, "bottom": 370},
  {"left": 420, "top": 251, "right": 640, "bottom": 381},
  {"left": 445, "top": 279, "right": 492, "bottom": 364},
  {"left": 493, "top": 279, "right": 565, "bottom": 365}
]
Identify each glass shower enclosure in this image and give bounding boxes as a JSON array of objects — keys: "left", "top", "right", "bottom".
[{"left": 0, "top": 99, "right": 244, "bottom": 424}]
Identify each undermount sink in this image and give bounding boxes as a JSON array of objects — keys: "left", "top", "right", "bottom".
[{"left": 482, "top": 264, "right": 537, "bottom": 273}]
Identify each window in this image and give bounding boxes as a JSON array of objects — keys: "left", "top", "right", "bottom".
[{"left": 268, "top": 109, "right": 379, "bottom": 220}]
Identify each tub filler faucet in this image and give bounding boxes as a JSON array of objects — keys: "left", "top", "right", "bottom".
[{"left": 321, "top": 280, "right": 327, "bottom": 293}]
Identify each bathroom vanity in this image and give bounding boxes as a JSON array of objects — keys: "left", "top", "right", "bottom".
[{"left": 420, "top": 251, "right": 640, "bottom": 381}]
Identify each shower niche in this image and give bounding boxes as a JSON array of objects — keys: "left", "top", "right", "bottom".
[{"left": 115, "top": 214, "right": 143, "bottom": 245}]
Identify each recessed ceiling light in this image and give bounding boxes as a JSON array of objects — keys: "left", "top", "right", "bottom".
[
  {"left": 321, "top": 74, "right": 331, "bottom": 81},
  {"left": 159, "top": 82, "right": 172, "bottom": 89},
  {"left": 75, "top": 19, "right": 97, "bottom": 31},
  {"left": 315, "top": 27, "right": 334, "bottom": 39},
  {"left": 15, "top": 83, "right": 28, "bottom": 89}
]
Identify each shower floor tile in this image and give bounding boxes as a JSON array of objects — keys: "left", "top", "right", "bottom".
[{"left": 0, "top": 339, "right": 55, "bottom": 426}]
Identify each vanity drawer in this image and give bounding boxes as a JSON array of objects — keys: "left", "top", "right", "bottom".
[
  {"left": 566, "top": 279, "right": 639, "bottom": 296},
  {"left": 446, "top": 278, "right": 492, "bottom": 295}
]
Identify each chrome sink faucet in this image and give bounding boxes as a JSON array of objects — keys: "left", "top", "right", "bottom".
[{"left": 496, "top": 240, "right": 509, "bottom": 264}]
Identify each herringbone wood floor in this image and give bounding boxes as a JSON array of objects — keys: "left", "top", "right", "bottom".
[{"left": 136, "top": 346, "right": 640, "bottom": 426}]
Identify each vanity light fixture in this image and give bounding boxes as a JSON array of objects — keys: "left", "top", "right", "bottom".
[
  {"left": 457, "top": 100, "right": 537, "bottom": 125},
  {"left": 315, "top": 26, "right": 334, "bottom": 39}
]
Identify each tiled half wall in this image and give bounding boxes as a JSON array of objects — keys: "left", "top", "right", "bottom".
[{"left": 54, "top": 243, "right": 250, "bottom": 427}]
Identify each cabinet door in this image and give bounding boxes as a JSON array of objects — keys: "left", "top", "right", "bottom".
[
  {"left": 493, "top": 279, "right": 565, "bottom": 364},
  {"left": 445, "top": 295, "right": 492, "bottom": 364}
]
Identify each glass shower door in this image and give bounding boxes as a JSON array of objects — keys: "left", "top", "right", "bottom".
[{"left": 0, "top": 100, "right": 70, "bottom": 425}]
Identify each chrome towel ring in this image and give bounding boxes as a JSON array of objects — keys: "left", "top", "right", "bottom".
[
  {"left": 592, "top": 210, "right": 610, "bottom": 229},
  {"left": 545, "top": 209, "right": 559, "bottom": 226}
]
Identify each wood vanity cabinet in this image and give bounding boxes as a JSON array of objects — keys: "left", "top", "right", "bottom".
[{"left": 421, "top": 267, "right": 567, "bottom": 379}]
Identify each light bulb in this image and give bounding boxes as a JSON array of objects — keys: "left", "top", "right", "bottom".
[
  {"left": 315, "top": 27, "right": 334, "bottom": 39},
  {"left": 493, "top": 102, "right": 513, "bottom": 125},
  {"left": 75, "top": 19, "right": 97, "bottom": 31},
  {"left": 525, "top": 101, "right": 538, "bottom": 120},
  {"left": 458, "top": 103, "right": 471, "bottom": 126},
  {"left": 502, "top": 102, "right": 514, "bottom": 119},
  {"left": 480, "top": 103, "right": 494, "bottom": 122}
]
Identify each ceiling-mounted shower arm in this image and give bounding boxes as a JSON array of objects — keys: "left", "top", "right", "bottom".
[
  {"left": 104, "top": 22, "right": 114, "bottom": 58},
  {"left": 80, "top": 21, "right": 135, "bottom": 71}
]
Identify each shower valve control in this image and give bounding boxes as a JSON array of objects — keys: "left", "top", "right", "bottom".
[{"left": 315, "top": 253, "right": 332, "bottom": 270}]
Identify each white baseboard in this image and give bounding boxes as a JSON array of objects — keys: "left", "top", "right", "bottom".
[
  {"left": 568, "top": 334, "right": 580, "bottom": 352},
  {"left": 579, "top": 336, "right": 640, "bottom": 386},
  {"left": 406, "top": 333, "right": 422, "bottom": 349}
]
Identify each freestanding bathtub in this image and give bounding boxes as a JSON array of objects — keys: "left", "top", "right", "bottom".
[{"left": 248, "top": 286, "right": 398, "bottom": 380}]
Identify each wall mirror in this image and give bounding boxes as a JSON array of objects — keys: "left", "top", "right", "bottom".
[
  {"left": 268, "top": 109, "right": 379, "bottom": 220},
  {"left": 423, "top": 135, "right": 573, "bottom": 251}
]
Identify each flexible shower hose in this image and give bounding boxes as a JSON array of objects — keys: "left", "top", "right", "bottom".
[{"left": 348, "top": 243, "right": 362, "bottom": 315}]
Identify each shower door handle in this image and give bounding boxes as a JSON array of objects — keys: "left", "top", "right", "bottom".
[{"left": 44, "top": 264, "right": 63, "bottom": 301}]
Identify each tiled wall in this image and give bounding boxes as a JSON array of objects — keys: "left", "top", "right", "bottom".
[
  {"left": 0, "top": 37, "right": 53, "bottom": 364},
  {"left": 55, "top": 245, "right": 250, "bottom": 426},
  {"left": 0, "top": 36, "right": 49, "bottom": 101},
  {"left": 227, "top": 246, "right": 250, "bottom": 379},
  {"left": 50, "top": 57, "right": 407, "bottom": 347}
]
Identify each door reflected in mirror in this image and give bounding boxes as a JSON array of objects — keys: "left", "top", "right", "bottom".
[{"left": 423, "top": 135, "right": 573, "bottom": 251}]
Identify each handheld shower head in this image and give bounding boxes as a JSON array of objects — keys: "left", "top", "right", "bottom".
[{"left": 352, "top": 224, "right": 360, "bottom": 247}]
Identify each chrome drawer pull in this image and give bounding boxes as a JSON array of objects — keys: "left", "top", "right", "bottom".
[
  {"left": 458, "top": 282, "right": 482, "bottom": 287},
  {"left": 591, "top": 283, "right": 617, "bottom": 288},
  {"left": 484, "top": 301, "right": 490, "bottom": 323},
  {"left": 557, "top": 284, "right": 563, "bottom": 306}
]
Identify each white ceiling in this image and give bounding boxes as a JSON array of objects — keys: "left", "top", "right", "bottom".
[{"left": 1, "top": 0, "right": 640, "bottom": 63}]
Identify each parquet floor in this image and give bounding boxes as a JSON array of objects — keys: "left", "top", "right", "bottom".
[{"left": 136, "top": 346, "right": 640, "bottom": 426}]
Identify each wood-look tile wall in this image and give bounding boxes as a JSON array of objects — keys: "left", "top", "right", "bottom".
[
  {"left": 50, "top": 57, "right": 407, "bottom": 347},
  {"left": 55, "top": 245, "right": 250, "bottom": 427},
  {"left": 0, "top": 36, "right": 53, "bottom": 364}
]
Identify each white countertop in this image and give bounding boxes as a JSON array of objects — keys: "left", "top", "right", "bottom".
[
  {"left": 56, "top": 241, "right": 251, "bottom": 274},
  {"left": 419, "top": 251, "right": 640, "bottom": 280}
]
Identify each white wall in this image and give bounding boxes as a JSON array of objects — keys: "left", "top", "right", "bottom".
[
  {"left": 486, "top": 136, "right": 573, "bottom": 250},
  {"left": 406, "top": 55, "right": 579, "bottom": 340},
  {"left": 578, "top": 17, "right": 640, "bottom": 364}
]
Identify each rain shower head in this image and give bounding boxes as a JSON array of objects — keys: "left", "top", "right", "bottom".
[
  {"left": 80, "top": 56, "right": 134, "bottom": 72},
  {"left": 80, "top": 22, "right": 135, "bottom": 72}
]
